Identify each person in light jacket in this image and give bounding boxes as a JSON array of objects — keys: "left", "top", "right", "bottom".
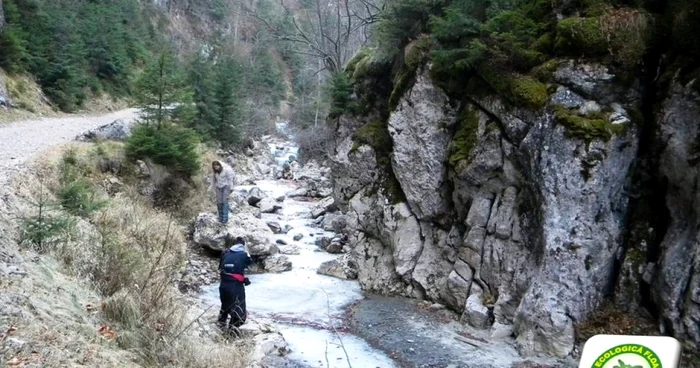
[{"left": 209, "top": 160, "right": 235, "bottom": 223}]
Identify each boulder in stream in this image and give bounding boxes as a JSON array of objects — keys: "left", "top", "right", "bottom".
[
  {"left": 257, "top": 197, "right": 282, "bottom": 214},
  {"left": 193, "top": 213, "right": 278, "bottom": 256},
  {"left": 249, "top": 332, "right": 290, "bottom": 365},
  {"left": 266, "top": 221, "right": 282, "bottom": 234},
  {"left": 278, "top": 244, "right": 301, "bottom": 255},
  {"left": 292, "top": 233, "right": 303, "bottom": 241},
  {"left": 247, "top": 187, "right": 266, "bottom": 206},
  {"left": 286, "top": 187, "right": 308, "bottom": 198},
  {"left": 311, "top": 196, "right": 336, "bottom": 218},
  {"left": 317, "top": 254, "right": 358, "bottom": 280},
  {"left": 263, "top": 254, "right": 292, "bottom": 273}
]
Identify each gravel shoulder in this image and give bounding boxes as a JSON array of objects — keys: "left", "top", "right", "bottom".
[
  {"left": 347, "top": 294, "right": 575, "bottom": 368},
  {"left": 0, "top": 108, "right": 138, "bottom": 183}
]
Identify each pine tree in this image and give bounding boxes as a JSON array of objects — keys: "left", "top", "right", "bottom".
[
  {"left": 20, "top": 180, "right": 76, "bottom": 252},
  {"left": 187, "top": 52, "right": 217, "bottom": 140},
  {"left": 211, "top": 58, "right": 244, "bottom": 148},
  {"left": 132, "top": 50, "right": 192, "bottom": 128}
]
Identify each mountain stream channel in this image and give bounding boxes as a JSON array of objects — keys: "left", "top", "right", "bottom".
[
  {"left": 195, "top": 138, "right": 398, "bottom": 368},
  {"left": 191, "top": 125, "right": 567, "bottom": 368}
]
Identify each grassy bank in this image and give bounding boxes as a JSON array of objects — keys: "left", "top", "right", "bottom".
[{"left": 1, "top": 141, "right": 250, "bottom": 367}]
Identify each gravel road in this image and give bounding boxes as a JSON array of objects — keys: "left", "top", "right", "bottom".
[{"left": 0, "top": 109, "right": 139, "bottom": 183}]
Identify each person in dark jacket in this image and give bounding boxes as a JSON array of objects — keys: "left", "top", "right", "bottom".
[{"left": 217, "top": 236, "right": 253, "bottom": 336}]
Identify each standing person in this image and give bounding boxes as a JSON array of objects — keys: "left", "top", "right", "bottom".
[
  {"left": 217, "top": 236, "right": 253, "bottom": 337},
  {"left": 208, "top": 160, "right": 235, "bottom": 224}
]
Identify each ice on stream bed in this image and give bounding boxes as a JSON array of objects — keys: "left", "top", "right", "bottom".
[{"left": 199, "top": 141, "right": 397, "bottom": 368}]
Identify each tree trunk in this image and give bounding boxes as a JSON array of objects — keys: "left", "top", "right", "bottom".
[{"left": 0, "top": 0, "right": 5, "bottom": 31}]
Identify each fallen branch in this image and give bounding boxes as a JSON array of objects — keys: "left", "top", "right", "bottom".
[
  {"left": 171, "top": 304, "right": 216, "bottom": 342},
  {"left": 454, "top": 335, "right": 483, "bottom": 348},
  {"left": 320, "top": 288, "right": 353, "bottom": 368}
]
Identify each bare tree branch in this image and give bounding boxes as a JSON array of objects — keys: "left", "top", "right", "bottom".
[{"left": 243, "top": 0, "right": 383, "bottom": 73}]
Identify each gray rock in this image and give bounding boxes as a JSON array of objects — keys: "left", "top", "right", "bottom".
[
  {"left": 650, "top": 79, "right": 700, "bottom": 345},
  {"left": 315, "top": 236, "right": 331, "bottom": 250},
  {"left": 550, "top": 86, "right": 586, "bottom": 109},
  {"left": 278, "top": 244, "right": 301, "bottom": 255},
  {"left": 292, "top": 234, "right": 303, "bottom": 241},
  {"left": 247, "top": 187, "right": 266, "bottom": 206},
  {"left": 76, "top": 119, "right": 134, "bottom": 141},
  {"left": 286, "top": 188, "right": 308, "bottom": 197},
  {"left": 311, "top": 196, "right": 336, "bottom": 218},
  {"left": 326, "top": 242, "right": 343, "bottom": 254},
  {"left": 275, "top": 196, "right": 285, "bottom": 202},
  {"left": 257, "top": 197, "right": 282, "bottom": 214},
  {"left": 317, "top": 255, "right": 358, "bottom": 280},
  {"left": 193, "top": 213, "right": 279, "bottom": 256},
  {"left": 266, "top": 221, "right": 282, "bottom": 234},
  {"left": 388, "top": 70, "right": 455, "bottom": 221},
  {"left": 578, "top": 100, "right": 601, "bottom": 115},
  {"left": 263, "top": 254, "right": 292, "bottom": 273},
  {"left": 464, "top": 293, "right": 490, "bottom": 329}
]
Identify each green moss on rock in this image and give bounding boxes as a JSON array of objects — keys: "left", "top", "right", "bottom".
[
  {"left": 554, "top": 16, "right": 608, "bottom": 56},
  {"left": 350, "top": 120, "right": 406, "bottom": 204},
  {"left": 553, "top": 105, "right": 627, "bottom": 141},
  {"left": 388, "top": 72, "right": 413, "bottom": 112},
  {"left": 478, "top": 66, "right": 549, "bottom": 109},
  {"left": 532, "top": 59, "right": 560, "bottom": 83},
  {"left": 346, "top": 48, "right": 372, "bottom": 77},
  {"left": 449, "top": 107, "right": 479, "bottom": 166},
  {"left": 510, "top": 75, "right": 549, "bottom": 109}
]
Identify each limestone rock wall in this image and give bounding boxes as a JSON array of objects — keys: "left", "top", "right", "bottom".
[{"left": 330, "top": 60, "right": 700, "bottom": 358}]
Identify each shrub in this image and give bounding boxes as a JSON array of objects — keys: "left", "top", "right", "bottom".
[
  {"left": 554, "top": 16, "right": 608, "bottom": 56},
  {"left": 20, "top": 184, "right": 76, "bottom": 252},
  {"left": 125, "top": 123, "right": 201, "bottom": 178},
  {"left": 57, "top": 178, "right": 108, "bottom": 217},
  {"left": 328, "top": 72, "right": 357, "bottom": 119}
]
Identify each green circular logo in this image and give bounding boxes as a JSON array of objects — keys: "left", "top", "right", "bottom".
[{"left": 591, "top": 344, "right": 662, "bottom": 368}]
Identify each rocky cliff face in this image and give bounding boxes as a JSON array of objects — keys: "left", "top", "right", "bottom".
[{"left": 331, "top": 57, "right": 700, "bottom": 358}]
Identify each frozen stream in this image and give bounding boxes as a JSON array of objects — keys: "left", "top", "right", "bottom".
[{"left": 198, "top": 140, "right": 398, "bottom": 368}]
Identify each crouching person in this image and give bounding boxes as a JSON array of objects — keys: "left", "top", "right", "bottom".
[{"left": 217, "top": 236, "right": 253, "bottom": 337}]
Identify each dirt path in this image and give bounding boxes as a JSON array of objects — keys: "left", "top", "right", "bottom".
[{"left": 0, "top": 108, "right": 139, "bottom": 183}]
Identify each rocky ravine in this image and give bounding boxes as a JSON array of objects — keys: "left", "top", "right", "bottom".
[{"left": 332, "top": 59, "right": 700, "bottom": 360}]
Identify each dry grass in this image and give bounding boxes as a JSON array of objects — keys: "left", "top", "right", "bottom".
[
  {"left": 2, "top": 143, "right": 252, "bottom": 367},
  {"left": 0, "top": 71, "right": 56, "bottom": 122},
  {"left": 600, "top": 6, "right": 652, "bottom": 68}
]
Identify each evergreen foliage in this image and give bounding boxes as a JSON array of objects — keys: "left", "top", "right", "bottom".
[
  {"left": 211, "top": 58, "right": 245, "bottom": 148},
  {"left": 132, "top": 50, "right": 193, "bottom": 128},
  {"left": 125, "top": 123, "right": 201, "bottom": 178},
  {"left": 20, "top": 182, "right": 76, "bottom": 252},
  {"left": 0, "top": 0, "right": 152, "bottom": 111}
]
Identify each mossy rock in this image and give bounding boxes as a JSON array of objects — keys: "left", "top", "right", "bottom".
[
  {"left": 554, "top": 16, "right": 608, "bottom": 56},
  {"left": 388, "top": 71, "right": 414, "bottom": 112},
  {"left": 449, "top": 107, "right": 479, "bottom": 166},
  {"left": 478, "top": 65, "right": 549, "bottom": 110},
  {"left": 532, "top": 59, "right": 560, "bottom": 83},
  {"left": 346, "top": 48, "right": 372, "bottom": 77},
  {"left": 350, "top": 119, "right": 406, "bottom": 204},
  {"left": 553, "top": 105, "right": 627, "bottom": 142},
  {"left": 352, "top": 120, "right": 392, "bottom": 153},
  {"left": 404, "top": 37, "right": 432, "bottom": 71},
  {"left": 510, "top": 75, "right": 549, "bottom": 109}
]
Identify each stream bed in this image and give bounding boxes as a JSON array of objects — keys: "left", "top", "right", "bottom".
[{"left": 197, "top": 142, "right": 398, "bottom": 368}]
